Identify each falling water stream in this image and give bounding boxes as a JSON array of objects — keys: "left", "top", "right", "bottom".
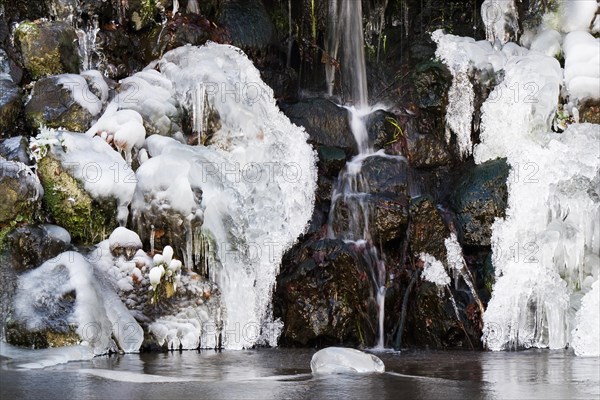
[{"left": 325, "top": 2, "right": 393, "bottom": 348}]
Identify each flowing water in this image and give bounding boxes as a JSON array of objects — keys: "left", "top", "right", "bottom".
[{"left": 1, "top": 348, "right": 598, "bottom": 400}]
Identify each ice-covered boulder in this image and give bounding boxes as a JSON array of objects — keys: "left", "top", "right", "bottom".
[{"left": 310, "top": 347, "right": 385, "bottom": 374}]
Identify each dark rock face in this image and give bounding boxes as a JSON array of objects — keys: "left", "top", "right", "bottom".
[
  {"left": 360, "top": 155, "right": 410, "bottom": 198},
  {"left": 25, "top": 75, "right": 99, "bottom": 132},
  {"left": 5, "top": 224, "right": 71, "bottom": 272},
  {"left": 0, "top": 79, "right": 23, "bottom": 137},
  {"left": 409, "top": 195, "right": 449, "bottom": 261},
  {"left": 14, "top": 21, "right": 80, "bottom": 80},
  {"left": 317, "top": 146, "right": 346, "bottom": 177},
  {"left": 282, "top": 98, "right": 356, "bottom": 154},
  {"left": 407, "top": 131, "right": 453, "bottom": 168},
  {"left": 404, "top": 281, "right": 481, "bottom": 349},
  {"left": 450, "top": 159, "right": 510, "bottom": 246},
  {"left": 275, "top": 239, "right": 372, "bottom": 346},
  {"left": 219, "top": 0, "right": 274, "bottom": 49}
]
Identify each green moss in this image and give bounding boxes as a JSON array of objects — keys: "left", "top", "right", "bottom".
[{"left": 37, "top": 155, "right": 117, "bottom": 245}]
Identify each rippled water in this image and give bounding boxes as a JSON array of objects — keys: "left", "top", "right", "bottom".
[{"left": 1, "top": 349, "right": 598, "bottom": 400}]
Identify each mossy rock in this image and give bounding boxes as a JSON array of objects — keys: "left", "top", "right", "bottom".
[
  {"left": 0, "top": 158, "right": 42, "bottom": 228},
  {"left": 14, "top": 20, "right": 80, "bottom": 80},
  {"left": 128, "top": 0, "right": 159, "bottom": 31},
  {"left": 37, "top": 154, "right": 118, "bottom": 245},
  {"left": 5, "top": 320, "right": 80, "bottom": 349}
]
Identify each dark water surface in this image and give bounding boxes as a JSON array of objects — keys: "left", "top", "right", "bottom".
[{"left": 1, "top": 348, "right": 598, "bottom": 399}]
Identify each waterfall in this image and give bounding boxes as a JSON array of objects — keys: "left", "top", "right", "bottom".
[
  {"left": 76, "top": 16, "right": 100, "bottom": 71},
  {"left": 324, "top": 1, "right": 396, "bottom": 347},
  {"left": 325, "top": 0, "right": 368, "bottom": 106}
]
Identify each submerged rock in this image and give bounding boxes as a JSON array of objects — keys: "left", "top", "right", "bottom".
[
  {"left": 449, "top": 159, "right": 510, "bottom": 246},
  {"left": 310, "top": 347, "right": 385, "bottom": 374},
  {"left": 14, "top": 20, "right": 80, "bottom": 80}
]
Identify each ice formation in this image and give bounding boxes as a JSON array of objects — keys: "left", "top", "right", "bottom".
[
  {"left": 435, "top": 2, "right": 600, "bottom": 355},
  {"left": 37, "top": 129, "right": 137, "bottom": 224},
  {"left": 310, "top": 347, "right": 385, "bottom": 374},
  {"left": 563, "top": 31, "right": 600, "bottom": 101},
  {"left": 571, "top": 280, "right": 600, "bottom": 357},
  {"left": 129, "top": 43, "right": 317, "bottom": 349},
  {"left": 13, "top": 42, "right": 316, "bottom": 353},
  {"left": 481, "top": 0, "right": 519, "bottom": 43},
  {"left": 14, "top": 251, "right": 144, "bottom": 354},
  {"left": 419, "top": 253, "right": 450, "bottom": 287},
  {"left": 56, "top": 74, "right": 104, "bottom": 116}
]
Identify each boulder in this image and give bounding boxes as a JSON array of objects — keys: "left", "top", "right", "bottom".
[
  {"left": 0, "top": 158, "right": 43, "bottom": 227},
  {"left": 14, "top": 20, "right": 80, "bottom": 80},
  {"left": 449, "top": 159, "right": 510, "bottom": 246},
  {"left": 0, "top": 136, "right": 32, "bottom": 166},
  {"left": 275, "top": 239, "right": 372, "bottom": 346},
  {"left": 409, "top": 195, "right": 449, "bottom": 260},
  {"left": 282, "top": 98, "right": 356, "bottom": 154},
  {"left": 36, "top": 154, "right": 118, "bottom": 245},
  {"left": 25, "top": 75, "right": 101, "bottom": 132},
  {"left": 5, "top": 224, "right": 71, "bottom": 272}
]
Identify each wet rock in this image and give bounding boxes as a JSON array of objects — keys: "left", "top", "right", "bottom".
[
  {"left": 449, "top": 159, "right": 510, "bottom": 246},
  {"left": 219, "top": 0, "right": 274, "bottom": 49},
  {"left": 579, "top": 100, "right": 600, "bottom": 124},
  {"left": 406, "top": 131, "right": 453, "bottom": 168},
  {"left": 282, "top": 98, "right": 356, "bottom": 154},
  {"left": 260, "top": 68, "right": 298, "bottom": 101},
  {"left": 5, "top": 224, "right": 71, "bottom": 272},
  {"left": 36, "top": 154, "right": 118, "bottom": 245},
  {"left": 360, "top": 155, "right": 410, "bottom": 198},
  {"left": 14, "top": 21, "right": 80, "bottom": 80},
  {"left": 5, "top": 320, "right": 80, "bottom": 349},
  {"left": 47, "top": 0, "right": 78, "bottom": 20},
  {"left": 125, "top": 0, "right": 160, "bottom": 31},
  {"left": 0, "top": 79, "right": 23, "bottom": 137},
  {"left": 95, "top": 26, "right": 146, "bottom": 80},
  {"left": 317, "top": 146, "right": 346, "bottom": 177},
  {"left": 0, "top": 158, "right": 43, "bottom": 227},
  {"left": 372, "top": 195, "right": 409, "bottom": 243},
  {"left": 0, "top": 136, "right": 32, "bottom": 166},
  {"left": 404, "top": 281, "right": 479, "bottom": 349},
  {"left": 0, "top": 48, "right": 23, "bottom": 84},
  {"left": 275, "top": 239, "right": 372, "bottom": 346},
  {"left": 409, "top": 195, "right": 449, "bottom": 260},
  {"left": 365, "top": 110, "right": 402, "bottom": 152},
  {"left": 146, "top": 12, "right": 229, "bottom": 60},
  {"left": 25, "top": 75, "right": 100, "bottom": 132}
]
